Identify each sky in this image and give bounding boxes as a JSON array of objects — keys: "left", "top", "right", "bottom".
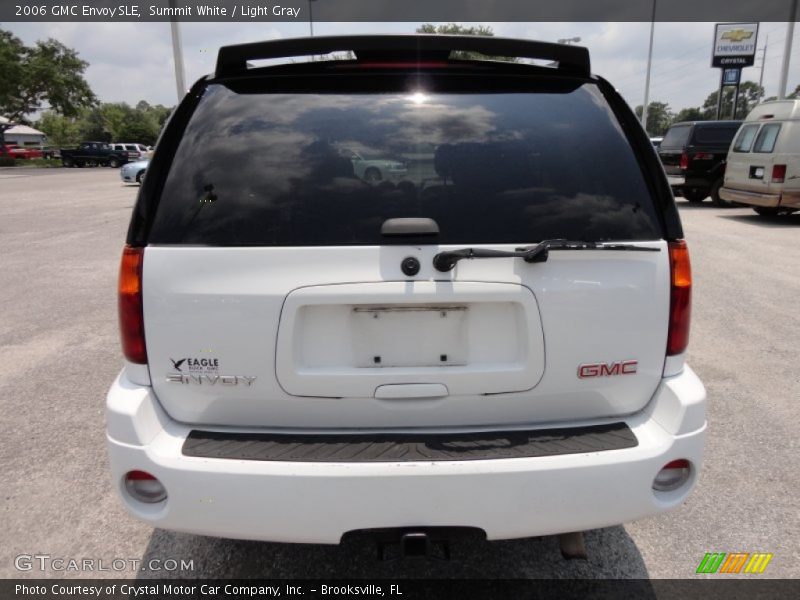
[{"left": 4, "top": 21, "right": 800, "bottom": 114}]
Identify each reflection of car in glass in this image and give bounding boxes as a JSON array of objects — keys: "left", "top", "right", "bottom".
[
  {"left": 120, "top": 159, "right": 148, "bottom": 184},
  {"left": 337, "top": 147, "right": 407, "bottom": 183},
  {"left": 108, "top": 35, "right": 704, "bottom": 555}
]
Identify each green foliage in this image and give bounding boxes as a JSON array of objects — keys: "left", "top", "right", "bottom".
[
  {"left": 673, "top": 107, "right": 706, "bottom": 123},
  {"left": 36, "top": 102, "right": 174, "bottom": 147},
  {"left": 415, "top": 24, "right": 517, "bottom": 62},
  {"left": 701, "top": 81, "right": 763, "bottom": 120},
  {"left": 634, "top": 101, "right": 673, "bottom": 136},
  {"left": 0, "top": 28, "right": 96, "bottom": 123},
  {"left": 37, "top": 111, "right": 82, "bottom": 147}
]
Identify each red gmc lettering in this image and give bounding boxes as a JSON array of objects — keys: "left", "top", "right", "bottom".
[{"left": 578, "top": 360, "right": 638, "bottom": 378}]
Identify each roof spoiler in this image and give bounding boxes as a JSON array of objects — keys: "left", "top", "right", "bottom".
[{"left": 215, "top": 34, "right": 591, "bottom": 78}]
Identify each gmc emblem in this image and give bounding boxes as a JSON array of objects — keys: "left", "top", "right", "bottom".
[{"left": 578, "top": 360, "right": 638, "bottom": 378}]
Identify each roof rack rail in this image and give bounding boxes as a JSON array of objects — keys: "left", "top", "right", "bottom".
[{"left": 216, "top": 34, "right": 591, "bottom": 78}]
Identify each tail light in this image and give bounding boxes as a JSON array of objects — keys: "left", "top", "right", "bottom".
[
  {"left": 667, "top": 240, "right": 692, "bottom": 356},
  {"left": 679, "top": 152, "right": 689, "bottom": 170},
  {"left": 653, "top": 459, "right": 691, "bottom": 492},
  {"left": 772, "top": 164, "right": 786, "bottom": 183},
  {"left": 118, "top": 245, "right": 147, "bottom": 363}
]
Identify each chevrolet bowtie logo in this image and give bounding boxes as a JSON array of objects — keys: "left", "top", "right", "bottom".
[{"left": 721, "top": 29, "right": 754, "bottom": 43}]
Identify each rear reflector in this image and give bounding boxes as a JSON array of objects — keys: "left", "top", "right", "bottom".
[
  {"left": 124, "top": 470, "right": 167, "bottom": 503},
  {"left": 667, "top": 240, "right": 692, "bottom": 356},
  {"left": 772, "top": 164, "right": 787, "bottom": 183},
  {"left": 652, "top": 459, "right": 691, "bottom": 492},
  {"left": 693, "top": 152, "right": 713, "bottom": 160},
  {"left": 679, "top": 152, "right": 689, "bottom": 170},
  {"left": 118, "top": 245, "right": 147, "bottom": 364}
]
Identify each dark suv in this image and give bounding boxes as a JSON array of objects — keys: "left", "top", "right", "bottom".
[
  {"left": 658, "top": 120, "right": 742, "bottom": 205},
  {"left": 108, "top": 35, "right": 704, "bottom": 550}
]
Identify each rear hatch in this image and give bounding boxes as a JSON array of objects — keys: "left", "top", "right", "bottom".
[
  {"left": 136, "top": 61, "right": 674, "bottom": 430},
  {"left": 659, "top": 124, "right": 692, "bottom": 176},
  {"left": 725, "top": 122, "right": 782, "bottom": 195}
]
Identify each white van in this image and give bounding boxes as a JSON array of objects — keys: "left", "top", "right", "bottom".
[{"left": 720, "top": 100, "right": 800, "bottom": 215}]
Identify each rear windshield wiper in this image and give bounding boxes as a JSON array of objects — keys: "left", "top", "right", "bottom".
[{"left": 432, "top": 239, "right": 660, "bottom": 272}]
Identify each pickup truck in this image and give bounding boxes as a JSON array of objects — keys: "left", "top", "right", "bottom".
[
  {"left": 60, "top": 141, "right": 129, "bottom": 168},
  {"left": 658, "top": 121, "right": 742, "bottom": 205}
]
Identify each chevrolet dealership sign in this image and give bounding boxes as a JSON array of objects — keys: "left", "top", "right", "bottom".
[{"left": 712, "top": 22, "right": 759, "bottom": 67}]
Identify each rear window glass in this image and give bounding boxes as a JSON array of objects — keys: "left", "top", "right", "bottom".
[
  {"left": 692, "top": 126, "right": 739, "bottom": 145},
  {"left": 733, "top": 124, "right": 759, "bottom": 152},
  {"left": 753, "top": 123, "right": 781, "bottom": 153},
  {"left": 149, "top": 82, "right": 661, "bottom": 246},
  {"left": 661, "top": 125, "right": 691, "bottom": 149},
  {"left": 125, "top": 145, "right": 138, "bottom": 151}
]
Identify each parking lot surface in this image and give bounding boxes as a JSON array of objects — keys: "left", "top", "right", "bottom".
[{"left": 1, "top": 168, "right": 798, "bottom": 578}]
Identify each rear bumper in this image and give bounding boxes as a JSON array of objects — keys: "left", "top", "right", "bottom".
[
  {"left": 719, "top": 187, "right": 781, "bottom": 207},
  {"left": 107, "top": 367, "right": 706, "bottom": 543}
]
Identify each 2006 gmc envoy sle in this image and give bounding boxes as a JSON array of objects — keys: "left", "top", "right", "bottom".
[{"left": 107, "top": 35, "right": 706, "bottom": 557}]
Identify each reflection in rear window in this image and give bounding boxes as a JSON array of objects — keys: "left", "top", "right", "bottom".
[
  {"left": 661, "top": 125, "right": 691, "bottom": 149},
  {"left": 693, "top": 126, "right": 740, "bottom": 145},
  {"left": 150, "top": 84, "right": 661, "bottom": 246},
  {"left": 753, "top": 124, "right": 781, "bottom": 153},
  {"left": 733, "top": 124, "right": 759, "bottom": 152}
]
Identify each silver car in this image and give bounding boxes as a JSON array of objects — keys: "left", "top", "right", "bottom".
[{"left": 120, "top": 159, "right": 148, "bottom": 184}]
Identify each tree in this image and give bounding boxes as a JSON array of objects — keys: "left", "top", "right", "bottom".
[
  {"left": 36, "top": 112, "right": 82, "bottom": 147},
  {"left": 0, "top": 29, "right": 96, "bottom": 124},
  {"left": 673, "top": 107, "right": 706, "bottom": 123},
  {"left": 416, "top": 24, "right": 518, "bottom": 62},
  {"left": 37, "top": 101, "right": 173, "bottom": 148},
  {"left": 634, "top": 101, "right": 673, "bottom": 136},
  {"left": 701, "top": 81, "right": 763, "bottom": 120}
]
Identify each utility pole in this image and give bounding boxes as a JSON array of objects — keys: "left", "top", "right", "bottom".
[
  {"left": 308, "top": 0, "right": 317, "bottom": 37},
  {"left": 642, "top": 0, "right": 657, "bottom": 134},
  {"left": 758, "top": 34, "right": 768, "bottom": 101},
  {"left": 778, "top": 0, "right": 798, "bottom": 98},
  {"left": 169, "top": 0, "right": 186, "bottom": 101}
]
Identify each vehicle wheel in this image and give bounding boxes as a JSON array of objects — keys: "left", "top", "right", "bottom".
[
  {"left": 109, "top": 158, "right": 120, "bottom": 168},
  {"left": 711, "top": 179, "right": 732, "bottom": 207},
  {"left": 62, "top": 157, "right": 74, "bottom": 168},
  {"left": 682, "top": 188, "right": 707, "bottom": 203},
  {"left": 135, "top": 170, "right": 145, "bottom": 184},
  {"left": 364, "top": 167, "right": 382, "bottom": 183},
  {"left": 753, "top": 207, "right": 779, "bottom": 216}
]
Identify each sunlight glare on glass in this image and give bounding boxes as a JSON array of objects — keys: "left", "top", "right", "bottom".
[{"left": 409, "top": 92, "right": 429, "bottom": 105}]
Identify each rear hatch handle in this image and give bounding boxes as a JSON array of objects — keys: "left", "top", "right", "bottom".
[{"left": 432, "top": 239, "right": 660, "bottom": 272}]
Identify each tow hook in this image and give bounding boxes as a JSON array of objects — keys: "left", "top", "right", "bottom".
[
  {"left": 558, "top": 531, "right": 588, "bottom": 560},
  {"left": 378, "top": 531, "right": 451, "bottom": 561}
]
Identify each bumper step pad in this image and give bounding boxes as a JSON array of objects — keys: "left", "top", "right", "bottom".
[{"left": 182, "top": 422, "right": 636, "bottom": 462}]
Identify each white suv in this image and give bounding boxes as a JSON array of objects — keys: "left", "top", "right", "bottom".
[
  {"left": 107, "top": 36, "right": 705, "bottom": 553},
  {"left": 111, "top": 143, "right": 149, "bottom": 161}
]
